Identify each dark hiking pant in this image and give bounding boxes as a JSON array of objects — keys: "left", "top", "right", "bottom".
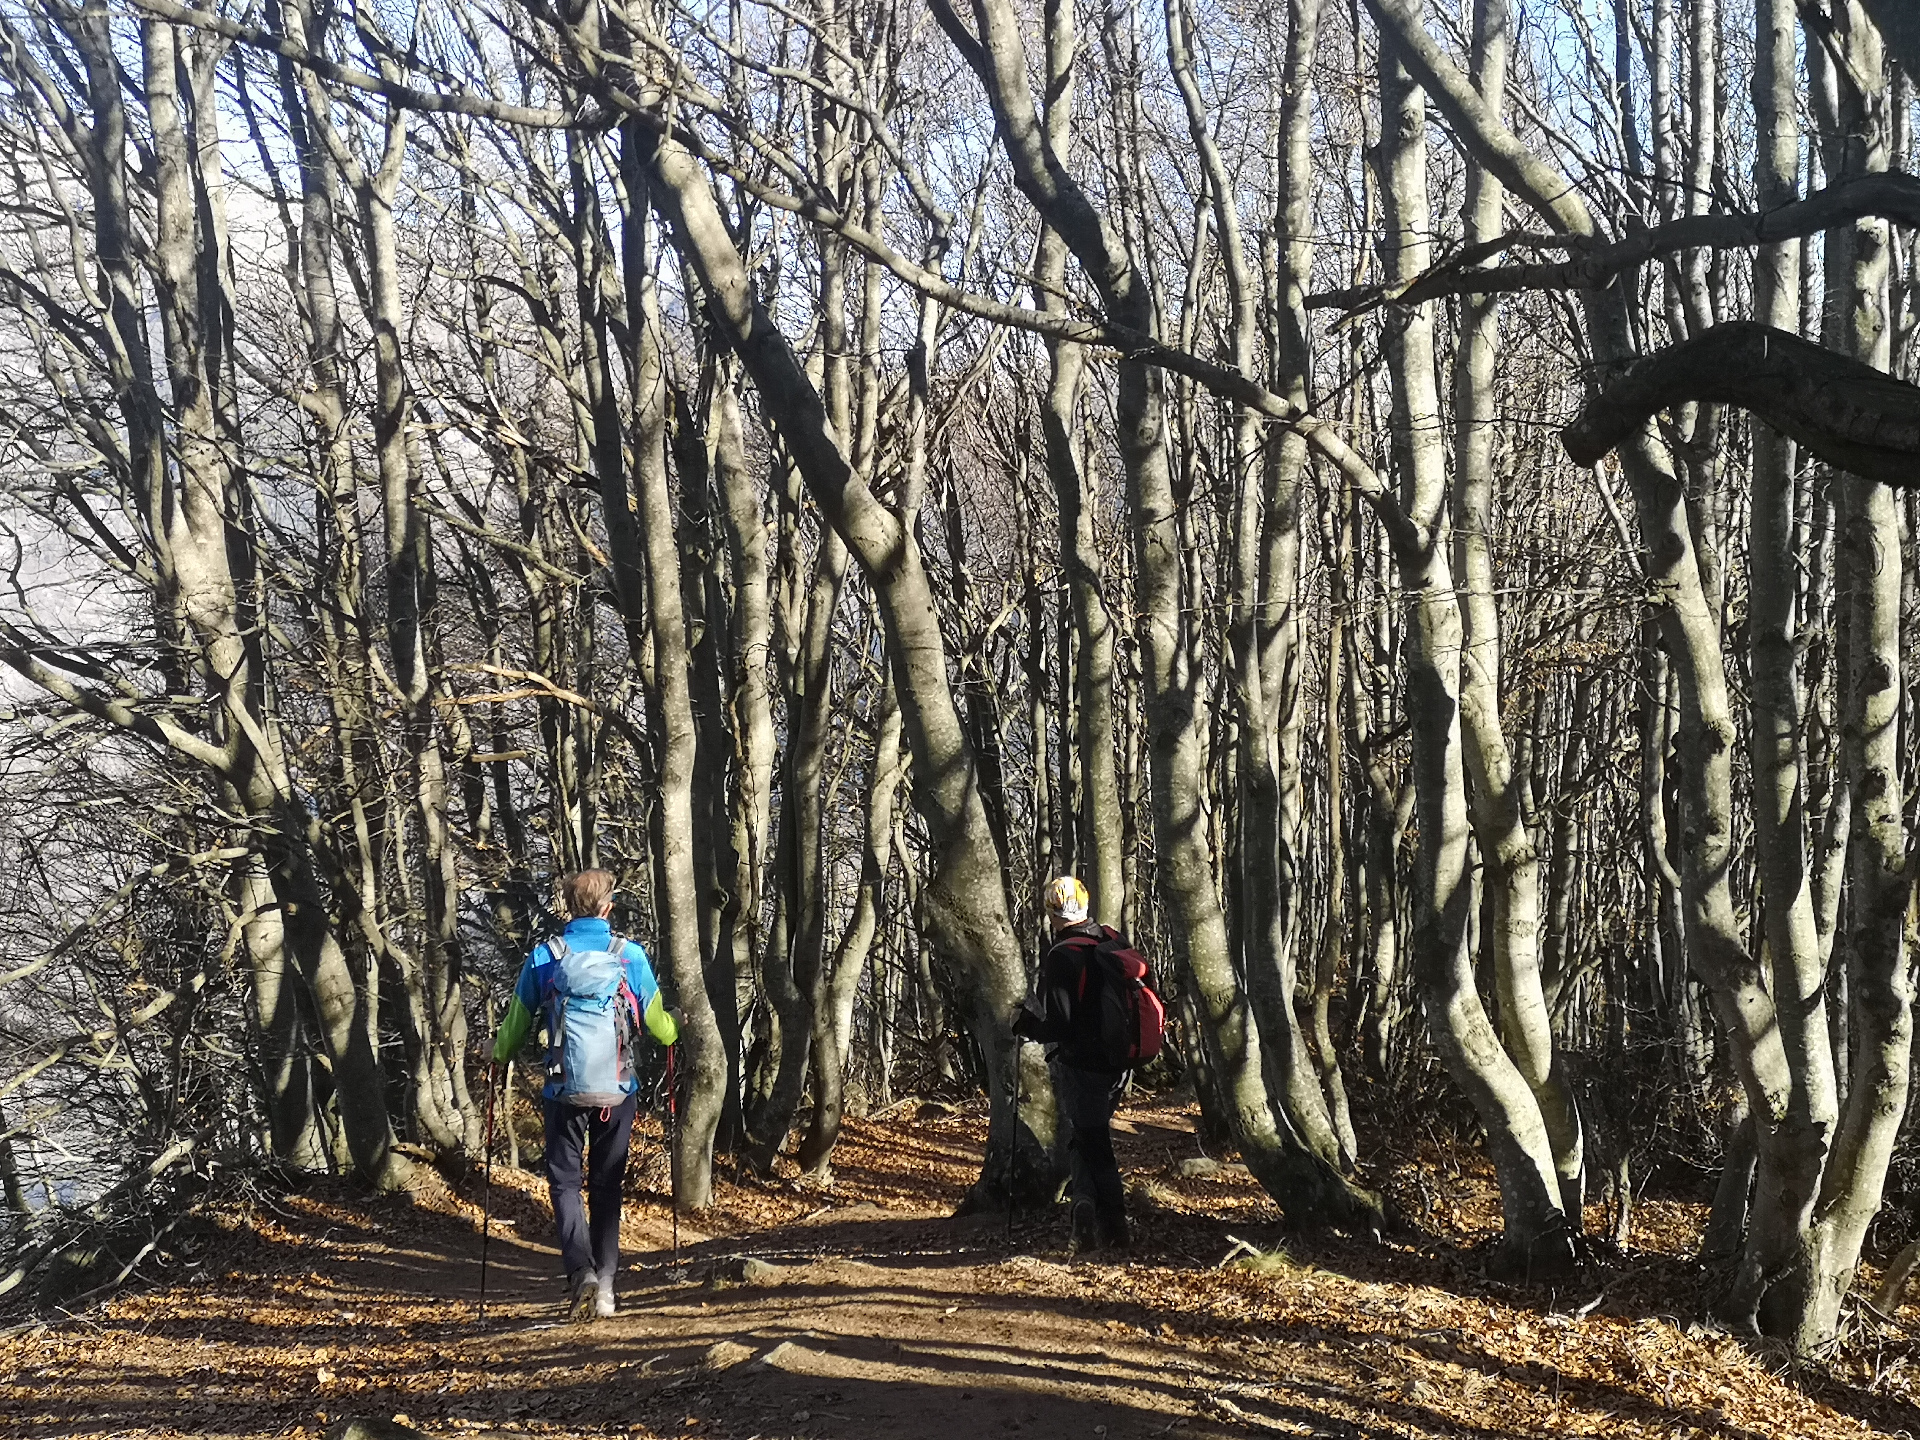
[
  {"left": 544, "top": 1093, "right": 635, "bottom": 1283},
  {"left": 1050, "top": 1061, "right": 1126, "bottom": 1242}
]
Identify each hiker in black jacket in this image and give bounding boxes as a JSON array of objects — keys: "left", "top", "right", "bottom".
[{"left": 1014, "top": 876, "right": 1130, "bottom": 1254}]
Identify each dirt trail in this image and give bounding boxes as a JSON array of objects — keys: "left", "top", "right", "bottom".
[{"left": 2, "top": 1101, "right": 1914, "bottom": 1439}]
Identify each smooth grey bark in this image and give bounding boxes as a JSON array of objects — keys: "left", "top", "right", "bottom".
[
  {"left": 1032, "top": 0, "right": 1123, "bottom": 924},
  {"left": 751, "top": 518, "right": 847, "bottom": 1171},
  {"left": 792, "top": 166, "right": 895, "bottom": 1176},
  {"left": 1363, "top": 0, "right": 1888, "bottom": 1345},
  {"left": 1859, "top": 0, "right": 1920, "bottom": 76},
  {"left": 1770, "top": 5, "right": 1912, "bottom": 1349},
  {"left": 749, "top": 39, "right": 859, "bottom": 1168},
  {"left": 272, "top": 0, "right": 473, "bottom": 1154},
  {"left": 41, "top": 5, "right": 409, "bottom": 1188},
  {"left": 671, "top": 382, "right": 747, "bottom": 1148},
  {"left": 618, "top": 132, "right": 726, "bottom": 1209},
  {"left": 356, "top": 84, "right": 472, "bottom": 1155},
  {"left": 1260, "top": 0, "right": 1325, "bottom": 1149},
  {"left": 238, "top": 856, "right": 326, "bottom": 1169},
  {"left": 1730, "top": 0, "right": 1833, "bottom": 1322},
  {"left": 1373, "top": 18, "right": 1571, "bottom": 1269},
  {"left": 797, "top": 677, "right": 904, "bottom": 1176},
  {"left": 709, "top": 359, "right": 773, "bottom": 1145},
  {"left": 1167, "top": 0, "right": 1341, "bottom": 1174},
  {"left": 1449, "top": 0, "right": 1584, "bottom": 1224},
  {"left": 1314, "top": 486, "right": 1357, "bottom": 1164}
]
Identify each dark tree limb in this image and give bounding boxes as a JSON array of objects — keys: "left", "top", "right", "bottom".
[
  {"left": 1563, "top": 322, "right": 1920, "bottom": 486},
  {"left": 1312, "top": 172, "right": 1920, "bottom": 314},
  {"left": 1857, "top": 0, "right": 1920, "bottom": 81}
]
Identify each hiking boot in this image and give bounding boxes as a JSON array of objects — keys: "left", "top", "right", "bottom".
[
  {"left": 594, "top": 1275, "right": 616, "bottom": 1319},
  {"left": 566, "top": 1269, "right": 597, "bottom": 1322},
  {"left": 1099, "top": 1214, "right": 1132, "bottom": 1253},
  {"left": 1067, "top": 1201, "right": 1099, "bottom": 1256}
]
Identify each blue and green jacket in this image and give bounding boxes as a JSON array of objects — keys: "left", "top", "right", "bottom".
[{"left": 492, "top": 917, "right": 679, "bottom": 1097}]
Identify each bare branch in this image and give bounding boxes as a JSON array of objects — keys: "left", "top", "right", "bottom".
[
  {"left": 1313, "top": 172, "right": 1920, "bottom": 314},
  {"left": 1562, "top": 322, "right": 1920, "bottom": 487}
]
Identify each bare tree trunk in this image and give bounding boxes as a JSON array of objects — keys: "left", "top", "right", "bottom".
[
  {"left": 619, "top": 131, "right": 726, "bottom": 1208},
  {"left": 1032, "top": 0, "right": 1122, "bottom": 923},
  {"left": 1770, "top": 2, "right": 1912, "bottom": 1349},
  {"left": 1314, "top": 485, "right": 1357, "bottom": 1164},
  {"left": 357, "top": 86, "right": 471, "bottom": 1154},
  {"left": 797, "top": 676, "right": 904, "bottom": 1175},
  {"left": 672, "top": 384, "right": 747, "bottom": 1149},
  {"left": 712, "top": 358, "right": 776, "bottom": 1139},
  {"left": 1168, "top": 0, "right": 1341, "bottom": 1173},
  {"left": 1375, "top": 13, "right": 1570, "bottom": 1269},
  {"left": 237, "top": 855, "right": 326, "bottom": 1168},
  {"left": 1729, "top": 0, "right": 1832, "bottom": 1311},
  {"left": 1449, "top": 0, "right": 1585, "bottom": 1225},
  {"left": 115, "top": 5, "right": 405, "bottom": 1186}
]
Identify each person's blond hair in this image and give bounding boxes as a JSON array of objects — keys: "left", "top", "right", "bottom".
[{"left": 561, "top": 869, "right": 616, "bottom": 919}]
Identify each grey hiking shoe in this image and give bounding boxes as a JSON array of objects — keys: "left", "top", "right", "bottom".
[
  {"left": 566, "top": 1269, "right": 597, "bottom": 1322},
  {"left": 594, "top": 1275, "right": 616, "bottom": 1319}
]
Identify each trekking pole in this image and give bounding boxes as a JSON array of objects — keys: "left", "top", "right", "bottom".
[
  {"left": 1005, "top": 1036, "right": 1020, "bottom": 1245},
  {"left": 479, "top": 1063, "right": 498, "bottom": 1323},
  {"left": 666, "top": 1041, "right": 680, "bottom": 1266}
]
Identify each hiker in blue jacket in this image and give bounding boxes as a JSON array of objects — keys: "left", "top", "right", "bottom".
[{"left": 493, "top": 869, "right": 679, "bottom": 1320}]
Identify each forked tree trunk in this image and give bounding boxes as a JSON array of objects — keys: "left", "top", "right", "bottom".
[
  {"left": 1449, "top": 0, "right": 1585, "bottom": 1224},
  {"left": 1375, "top": 16, "right": 1571, "bottom": 1269}
]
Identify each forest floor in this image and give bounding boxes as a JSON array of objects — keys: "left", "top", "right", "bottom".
[{"left": 5, "top": 1097, "right": 1920, "bottom": 1439}]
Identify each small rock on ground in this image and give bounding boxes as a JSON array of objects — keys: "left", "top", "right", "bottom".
[{"left": 702, "top": 1340, "right": 759, "bottom": 1370}]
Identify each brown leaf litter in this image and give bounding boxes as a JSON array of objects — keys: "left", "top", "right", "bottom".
[{"left": 2, "top": 1098, "right": 1916, "bottom": 1438}]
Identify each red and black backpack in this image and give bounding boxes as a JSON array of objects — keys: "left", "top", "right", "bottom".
[{"left": 1060, "top": 926, "right": 1167, "bottom": 1070}]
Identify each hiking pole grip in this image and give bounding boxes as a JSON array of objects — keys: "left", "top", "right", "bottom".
[{"left": 479, "top": 1064, "right": 498, "bottom": 1323}]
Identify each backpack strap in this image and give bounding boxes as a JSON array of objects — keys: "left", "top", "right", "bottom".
[
  {"left": 1055, "top": 932, "right": 1101, "bottom": 1000},
  {"left": 538, "top": 936, "right": 568, "bottom": 1003},
  {"left": 609, "top": 935, "right": 641, "bottom": 1021}
]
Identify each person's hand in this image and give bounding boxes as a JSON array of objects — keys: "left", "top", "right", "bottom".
[{"left": 1011, "top": 1000, "right": 1047, "bottom": 1041}]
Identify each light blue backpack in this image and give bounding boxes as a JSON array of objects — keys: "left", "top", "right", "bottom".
[{"left": 540, "top": 936, "right": 639, "bottom": 1107}]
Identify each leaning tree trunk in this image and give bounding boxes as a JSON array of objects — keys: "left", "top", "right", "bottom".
[{"left": 639, "top": 124, "right": 1058, "bottom": 1209}]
